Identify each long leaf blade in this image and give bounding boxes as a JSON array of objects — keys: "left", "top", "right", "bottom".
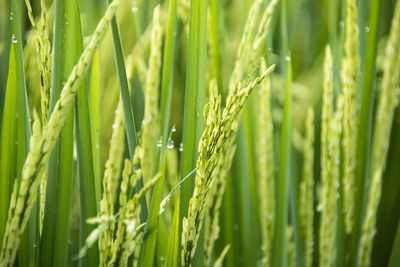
[{"left": 40, "top": 0, "right": 79, "bottom": 265}]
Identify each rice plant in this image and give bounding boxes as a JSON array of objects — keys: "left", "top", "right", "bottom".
[{"left": 0, "top": 0, "right": 400, "bottom": 266}]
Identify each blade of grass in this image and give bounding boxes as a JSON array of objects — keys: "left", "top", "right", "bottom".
[
  {"left": 0, "top": 31, "right": 33, "bottom": 267},
  {"left": 234, "top": 91, "right": 263, "bottom": 266},
  {"left": 222, "top": 173, "right": 238, "bottom": 267},
  {"left": 271, "top": 57, "right": 292, "bottom": 267},
  {"left": 371, "top": 117, "right": 400, "bottom": 267},
  {"left": 353, "top": 0, "right": 381, "bottom": 259},
  {"left": 0, "top": 44, "right": 19, "bottom": 259},
  {"left": 39, "top": 0, "right": 80, "bottom": 265},
  {"left": 153, "top": 0, "right": 179, "bottom": 259},
  {"left": 165, "top": 194, "right": 180, "bottom": 267},
  {"left": 272, "top": 0, "right": 291, "bottom": 265},
  {"left": 73, "top": 1, "right": 100, "bottom": 265},
  {"left": 139, "top": 159, "right": 167, "bottom": 266},
  {"left": 191, "top": 1, "right": 207, "bottom": 263},
  {"left": 160, "top": 0, "right": 178, "bottom": 161},
  {"left": 11, "top": 2, "right": 36, "bottom": 265},
  {"left": 388, "top": 218, "right": 400, "bottom": 267},
  {"left": 179, "top": 0, "right": 208, "bottom": 219},
  {"left": 0, "top": 0, "right": 32, "bottom": 249},
  {"left": 107, "top": 0, "right": 148, "bottom": 222},
  {"left": 233, "top": 128, "right": 258, "bottom": 267},
  {"left": 209, "top": 0, "right": 222, "bottom": 92},
  {"left": 0, "top": 1, "right": 11, "bottom": 132},
  {"left": 89, "top": 51, "right": 101, "bottom": 204}
]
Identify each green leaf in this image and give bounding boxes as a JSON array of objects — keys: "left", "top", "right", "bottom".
[
  {"left": 371, "top": 118, "right": 400, "bottom": 266},
  {"left": 0, "top": 43, "right": 18, "bottom": 257},
  {"left": 107, "top": 0, "right": 148, "bottom": 222},
  {"left": 139, "top": 159, "right": 167, "bottom": 267},
  {"left": 39, "top": 0, "right": 80, "bottom": 265},
  {"left": 388, "top": 218, "right": 400, "bottom": 267},
  {"left": 159, "top": 0, "right": 178, "bottom": 162},
  {"left": 353, "top": 0, "right": 381, "bottom": 261},
  {"left": 209, "top": 0, "right": 222, "bottom": 93},
  {"left": 74, "top": 3, "right": 100, "bottom": 265},
  {"left": 233, "top": 127, "right": 259, "bottom": 267},
  {"left": 0, "top": 41, "right": 32, "bottom": 267},
  {"left": 272, "top": 57, "right": 292, "bottom": 267},
  {"left": 179, "top": 0, "right": 208, "bottom": 220},
  {"left": 0, "top": 1, "right": 33, "bottom": 265},
  {"left": 165, "top": 195, "right": 180, "bottom": 267},
  {"left": 89, "top": 51, "right": 101, "bottom": 203}
]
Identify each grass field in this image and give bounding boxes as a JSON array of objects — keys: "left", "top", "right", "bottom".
[{"left": 1, "top": 0, "right": 400, "bottom": 266}]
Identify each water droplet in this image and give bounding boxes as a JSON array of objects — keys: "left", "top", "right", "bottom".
[
  {"left": 339, "top": 21, "right": 345, "bottom": 28},
  {"left": 157, "top": 138, "right": 162, "bottom": 148},
  {"left": 285, "top": 56, "right": 291, "bottom": 62},
  {"left": 336, "top": 159, "right": 340, "bottom": 165},
  {"left": 131, "top": 7, "right": 138, "bottom": 12},
  {"left": 96, "top": 143, "right": 100, "bottom": 149},
  {"left": 171, "top": 125, "right": 176, "bottom": 133},
  {"left": 15, "top": 141, "right": 19, "bottom": 145},
  {"left": 365, "top": 26, "right": 370, "bottom": 32},
  {"left": 12, "top": 34, "right": 17, "bottom": 43},
  {"left": 179, "top": 142, "right": 184, "bottom": 152},
  {"left": 317, "top": 203, "right": 323, "bottom": 212},
  {"left": 167, "top": 139, "right": 174, "bottom": 149},
  {"left": 159, "top": 256, "right": 165, "bottom": 261}
]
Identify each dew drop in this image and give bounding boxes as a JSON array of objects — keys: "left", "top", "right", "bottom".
[
  {"left": 15, "top": 141, "right": 19, "bottom": 145},
  {"left": 285, "top": 56, "right": 291, "bottom": 62},
  {"left": 365, "top": 26, "right": 370, "bottom": 33},
  {"left": 9, "top": 12, "right": 13, "bottom": 21},
  {"left": 131, "top": 7, "right": 138, "bottom": 12},
  {"left": 167, "top": 139, "right": 174, "bottom": 149},
  {"left": 171, "top": 125, "right": 176, "bottom": 133},
  {"left": 179, "top": 142, "right": 184, "bottom": 152},
  {"left": 157, "top": 138, "right": 162, "bottom": 148},
  {"left": 159, "top": 256, "right": 165, "bottom": 261},
  {"left": 339, "top": 21, "right": 345, "bottom": 28},
  {"left": 317, "top": 203, "right": 323, "bottom": 212},
  {"left": 12, "top": 34, "right": 17, "bottom": 43}
]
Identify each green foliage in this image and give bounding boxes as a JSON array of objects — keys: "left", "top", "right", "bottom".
[{"left": 1, "top": 0, "right": 400, "bottom": 266}]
